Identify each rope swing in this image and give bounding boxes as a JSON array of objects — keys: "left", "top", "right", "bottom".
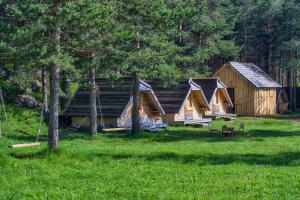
[{"left": 0, "top": 86, "right": 42, "bottom": 148}]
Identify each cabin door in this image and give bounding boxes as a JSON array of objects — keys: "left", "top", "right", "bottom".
[{"left": 227, "top": 88, "right": 235, "bottom": 113}]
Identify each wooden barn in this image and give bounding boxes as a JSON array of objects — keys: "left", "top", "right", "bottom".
[
  {"left": 64, "top": 78, "right": 165, "bottom": 129},
  {"left": 148, "top": 79, "right": 210, "bottom": 125},
  {"left": 192, "top": 78, "right": 233, "bottom": 117},
  {"left": 214, "top": 62, "right": 282, "bottom": 116}
]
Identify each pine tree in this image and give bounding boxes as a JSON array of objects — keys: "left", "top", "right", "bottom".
[
  {"left": 0, "top": 1, "right": 75, "bottom": 150},
  {"left": 116, "top": 0, "right": 180, "bottom": 134},
  {"left": 61, "top": 0, "right": 118, "bottom": 138},
  {"left": 166, "top": 0, "right": 239, "bottom": 77}
]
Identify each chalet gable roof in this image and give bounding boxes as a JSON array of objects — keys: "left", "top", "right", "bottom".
[
  {"left": 192, "top": 78, "right": 233, "bottom": 106},
  {"left": 147, "top": 78, "right": 209, "bottom": 114},
  {"left": 64, "top": 78, "right": 164, "bottom": 118},
  {"left": 217, "top": 62, "right": 281, "bottom": 88}
]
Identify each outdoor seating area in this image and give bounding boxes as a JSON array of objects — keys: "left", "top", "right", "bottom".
[{"left": 221, "top": 123, "right": 245, "bottom": 136}]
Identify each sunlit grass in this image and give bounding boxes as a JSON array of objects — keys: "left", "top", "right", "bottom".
[{"left": 0, "top": 107, "right": 300, "bottom": 199}]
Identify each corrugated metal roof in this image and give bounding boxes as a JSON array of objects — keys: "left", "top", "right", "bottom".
[{"left": 229, "top": 62, "right": 281, "bottom": 88}]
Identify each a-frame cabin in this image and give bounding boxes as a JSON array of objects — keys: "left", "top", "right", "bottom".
[
  {"left": 64, "top": 78, "right": 165, "bottom": 129},
  {"left": 148, "top": 79, "right": 210, "bottom": 124},
  {"left": 192, "top": 78, "right": 233, "bottom": 116}
]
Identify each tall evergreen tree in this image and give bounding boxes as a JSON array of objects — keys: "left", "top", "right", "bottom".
[
  {"left": 61, "top": 0, "right": 117, "bottom": 138},
  {"left": 166, "top": 0, "right": 239, "bottom": 77},
  {"left": 0, "top": 1, "right": 75, "bottom": 150},
  {"left": 116, "top": 0, "right": 180, "bottom": 134}
]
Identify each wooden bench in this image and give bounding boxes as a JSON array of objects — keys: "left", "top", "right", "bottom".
[{"left": 184, "top": 119, "right": 212, "bottom": 128}]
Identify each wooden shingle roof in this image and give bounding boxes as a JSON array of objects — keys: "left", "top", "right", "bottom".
[
  {"left": 226, "top": 62, "right": 281, "bottom": 88},
  {"left": 147, "top": 79, "right": 209, "bottom": 114},
  {"left": 64, "top": 78, "right": 164, "bottom": 118},
  {"left": 192, "top": 78, "right": 219, "bottom": 103},
  {"left": 192, "top": 78, "right": 233, "bottom": 106}
]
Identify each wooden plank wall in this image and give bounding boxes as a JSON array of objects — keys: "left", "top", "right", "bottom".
[
  {"left": 285, "top": 87, "right": 300, "bottom": 108},
  {"left": 164, "top": 91, "right": 207, "bottom": 123},
  {"left": 214, "top": 64, "right": 256, "bottom": 116},
  {"left": 254, "top": 88, "right": 276, "bottom": 116},
  {"left": 215, "top": 64, "right": 278, "bottom": 116},
  {"left": 205, "top": 89, "right": 230, "bottom": 115}
]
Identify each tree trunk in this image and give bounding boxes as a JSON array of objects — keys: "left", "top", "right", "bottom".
[
  {"left": 0, "top": 120, "right": 2, "bottom": 139},
  {"left": 131, "top": 74, "right": 140, "bottom": 134},
  {"left": 42, "top": 66, "right": 49, "bottom": 114},
  {"left": 60, "top": 71, "right": 69, "bottom": 110},
  {"left": 48, "top": 22, "right": 61, "bottom": 150},
  {"left": 48, "top": 62, "right": 60, "bottom": 150},
  {"left": 292, "top": 66, "right": 297, "bottom": 112},
  {"left": 289, "top": 69, "right": 294, "bottom": 112},
  {"left": 89, "top": 68, "right": 97, "bottom": 138}
]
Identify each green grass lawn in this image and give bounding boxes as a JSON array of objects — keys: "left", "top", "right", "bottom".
[{"left": 1, "top": 108, "right": 300, "bottom": 199}]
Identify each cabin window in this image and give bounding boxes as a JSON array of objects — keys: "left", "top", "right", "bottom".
[{"left": 216, "top": 91, "right": 219, "bottom": 104}]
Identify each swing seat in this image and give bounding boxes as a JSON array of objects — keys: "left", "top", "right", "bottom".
[
  {"left": 8, "top": 142, "right": 41, "bottom": 148},
  {"left": 102, "top": 128, "right": 129, "bottom": 132}
]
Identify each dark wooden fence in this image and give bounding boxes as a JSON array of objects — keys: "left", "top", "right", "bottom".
[{"left": 284, "top": 87, "right": 300, "bottom": 109}]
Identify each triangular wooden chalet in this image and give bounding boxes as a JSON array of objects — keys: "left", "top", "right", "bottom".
[
  {"left": 192, "top": 78, "right": 233, "bottom": 117},
  {"left": 64, "top": 78, "right": 165, "bottom": 129},
  {"left": 214, "top": 61, "right": 282, "bottom": 116},
  {"left": 147, "top": 79, "right": 210, "bottom": 125}
]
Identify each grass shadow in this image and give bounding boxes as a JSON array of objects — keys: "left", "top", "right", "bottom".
[
  {"left": 246, "top": 129, "right": 300, "bottom": 138},
  {"left": 95, "top": 151, "right": 300, "bottom": 166},
  {"left": 9, "top": 148, "right": 49, "bottom": 159},
  {"left": 101, "top": 127, "right": 300, "bottom": 143}
]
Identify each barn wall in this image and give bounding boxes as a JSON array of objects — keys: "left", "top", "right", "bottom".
[
  {"left": 254, "top": 88, "right": 277, "bottom": 116},
  {"left": 215, "top": 64, "right": 278, "bottom": 116},
  {"left": 215, "top": 64, "right": 256, "bottom": 116}
]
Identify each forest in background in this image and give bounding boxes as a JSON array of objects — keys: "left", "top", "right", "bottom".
[
  {"left": 1, "top": 0, "right": 300, "bottom": 91},
  {"left": 0, "top": 0, "right": 300, "bottom": 149}
]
